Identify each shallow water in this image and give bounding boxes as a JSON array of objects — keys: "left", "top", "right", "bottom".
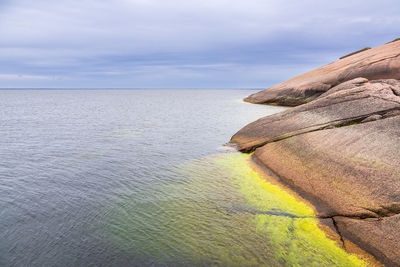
[{"left": 0, "top": 89, "right": 365, "bottom": 266}]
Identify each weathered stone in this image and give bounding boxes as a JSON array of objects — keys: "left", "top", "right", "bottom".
[
  {"left": 231, "top": 78, "right": 400, "bottom": 265},
  {"left": 335, "top": 215, "right": 400, "bottom": 267},
  {"left": 250, "top": 115, "right": 400, "bottom": 266},
  {"left": 231, "top": 79, "right": 400, "bottom": 152},
  {"left": 249, "top": 115, "right": 400, "bottom": 215},
  {"left": 244, "top": 41, "right": 400, "bottom": 106}
]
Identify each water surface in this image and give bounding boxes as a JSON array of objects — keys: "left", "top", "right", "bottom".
[{"left": 0, "top": 90, "right": 365, "bottom": 266}]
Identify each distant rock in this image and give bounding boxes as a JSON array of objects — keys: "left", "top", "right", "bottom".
[
  {"left": 231, "top": 78, "right": 400, "bottom": 265},
  {"left": 244, "top": 41, "right": 400, "bottom": 106}
]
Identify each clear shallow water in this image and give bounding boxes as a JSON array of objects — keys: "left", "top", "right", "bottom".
[{"left": 0, "top": 90, "right": 365, "bottom": 266}]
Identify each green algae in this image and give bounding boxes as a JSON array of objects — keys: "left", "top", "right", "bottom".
[
  {"left": 105, "top": 152, "right": 367, "bottom": 266},
  {"left": 214, "top": 153, "right": 366, "bottom": 266}
]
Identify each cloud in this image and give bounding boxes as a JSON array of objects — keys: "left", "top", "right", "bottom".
[
  {"left": 0, "top": 74, "right": 55, "bottom": 80},
  {"left": 0, "top": 0, "right": 399, "bottom": 88}
]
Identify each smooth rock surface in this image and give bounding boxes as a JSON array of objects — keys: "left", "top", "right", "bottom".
[
  {"left": 245, "top": 41, "right": 400, "bottom": 106},
  {"left": 231, "top": 79, "right": 400, "bottom": 265},
  {"left": 231, "top": 79, "right": 400, "bottom": 152},
  {"left": 251, "top": 120, "right": 400, "bottom": 265}
]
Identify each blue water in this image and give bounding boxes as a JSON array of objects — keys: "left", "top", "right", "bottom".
[{"left": 0, "top": 89, "right": 289, "bottom": 266}]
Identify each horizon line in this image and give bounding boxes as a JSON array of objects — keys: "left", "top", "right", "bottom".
[{"left": 0, "top": 87, "right": 265, "bottom": 90}]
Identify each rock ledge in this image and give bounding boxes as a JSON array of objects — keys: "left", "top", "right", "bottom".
[{"left": 231, "top": 46, "right": 400, "bottom": 265}]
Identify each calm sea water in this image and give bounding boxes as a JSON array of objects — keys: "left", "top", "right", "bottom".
[{"left": 0, "top": 90, "right": 365, "bottom": 266}]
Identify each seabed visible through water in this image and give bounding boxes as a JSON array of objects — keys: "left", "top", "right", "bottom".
[
  {"left": 0, "top": 90, "right": 376, "bottom": 266},
  {"left": 108, "top": 152, "right": 370, "bottom": 266}
]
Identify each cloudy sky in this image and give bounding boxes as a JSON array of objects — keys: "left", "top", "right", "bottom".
[{"left": 0, "top": 0, "right": 399, "bottom": 88}]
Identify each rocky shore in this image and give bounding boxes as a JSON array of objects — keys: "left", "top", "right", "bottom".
[{"left": 231, "top": 40, "right": 400, "bottom": 266}]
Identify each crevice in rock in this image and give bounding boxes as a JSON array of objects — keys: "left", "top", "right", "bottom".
[
  {"left": 222, "top": 205, "right": 400, "bottom": 221},
  {"left": 238, "top": 117, "right": 367, "bottom": 152},
  {"left": 391, "top": 88, "right": 400, "bottom": 96},
  {"left": 332, "top": 217, "right": 346, "bottom": 251},
  {"left": 238, "top": 107, "right": 400, "bottom": 152},
  {"left": 371, "top": 95, "right": 400, "bottom": 105},
  {"left": 319, "top": 210, "right": 400, "bottom": 221},
  {"left": 363, "top": 203, "right": 400, "bottom": 218},
  {"left": 321, "top": 119, "right": 362, "bottom": 129}
]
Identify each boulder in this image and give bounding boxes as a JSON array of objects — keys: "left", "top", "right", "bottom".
[
  {"left": 250, "top": 118, "right": 400, "bottom": 266},
  {"left": 231, "top": 79, "right": 400, "bottom": 265},
  {"left": 245, "top": 41, "right": 400, "bottom": 106},
  {"left": 231, "top": 79, "right": 400, "bottom": 152}
]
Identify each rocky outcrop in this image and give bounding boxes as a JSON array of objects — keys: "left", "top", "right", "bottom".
[
  {"left": 232, "top": 79, "right": 400, "bottom": 152},
  {"left": 245, "top": 40, "right": 400, "bottom": 106},
  {"left": 230, "top": 79, "right": 400, "bottom": 266}
]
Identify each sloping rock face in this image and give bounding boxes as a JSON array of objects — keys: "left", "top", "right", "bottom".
[
  {"left": 231, "top": 79, "right": 400, "bottom": 266},
  {"left": 245, "top": 41, "right": 400, "bottom": 106},
  {"left": 232, "top": 79, "right": 400, "bottom": 152}
]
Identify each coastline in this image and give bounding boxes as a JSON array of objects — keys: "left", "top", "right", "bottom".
[
  {"left": 213, "top": 152, "right": 371, "bottom": 266},
  {"left": 232, "top": 88, "right": 400, "bottom": 265},
  {"left": 230, "top": 40, "right": 400, "bottom": 265},
  {"left": 247, "top": 153, "right": 383, "bottom": 266}
]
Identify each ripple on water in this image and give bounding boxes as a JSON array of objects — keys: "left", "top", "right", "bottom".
[
  {"left": 0, "top": 90, "right": 367, "bottom": 266},
  {"left": 106, "top": 152, "right": 367, "bottom": 266}
]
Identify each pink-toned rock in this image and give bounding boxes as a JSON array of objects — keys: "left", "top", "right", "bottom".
[
  {"left": 231, "top": 78, "right": 400, "bottom": 265},
  {"left": 231, "top": 79, "right": 400, "bottom": 152},
  {"left": 249, "top": 117, "right": 400, "bottom": 266},
  {"left": 245, "top": 41, "right": 400, "bottom": 106}
]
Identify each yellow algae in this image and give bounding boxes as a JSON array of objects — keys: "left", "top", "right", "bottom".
[
  {"left": 107, "top": 152, "right": 368, "bottom": 266},
  {"left": 217, "top": 155, "right": 313, "bottom": 216},
  {"left": 214, "top": 152, "right": 367, "bottom": 266}
]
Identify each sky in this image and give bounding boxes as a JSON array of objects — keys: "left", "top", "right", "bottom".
[{"left": 0, "top": 0, "right": 399, "bottom": 89}]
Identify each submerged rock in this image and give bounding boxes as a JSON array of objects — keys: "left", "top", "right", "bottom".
[
  {"left": 245, "top": 40, "right": 400, "bottom": 106},
  {"left": 231, "top": 78, "right": 400, "bottom": 265}
]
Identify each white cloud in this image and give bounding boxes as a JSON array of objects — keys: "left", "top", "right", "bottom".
[
  {"left": 0, "top": 0, "right": 399, "bottom": 87},
  {"left": 0, "top": 74, "right": 56, "bottom": 80}
]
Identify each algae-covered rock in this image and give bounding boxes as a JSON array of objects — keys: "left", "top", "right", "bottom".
[{"left": 231, "top": 78, "right": 400, "bottom": 265}]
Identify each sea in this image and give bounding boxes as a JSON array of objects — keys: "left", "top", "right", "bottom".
[{"left": 0, "top": 89, "right": 365, "bottom": 266}]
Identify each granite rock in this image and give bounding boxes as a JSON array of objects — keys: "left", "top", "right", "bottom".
[{"left": 245, "top": 41, "right": 400, "bottom": 106}]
